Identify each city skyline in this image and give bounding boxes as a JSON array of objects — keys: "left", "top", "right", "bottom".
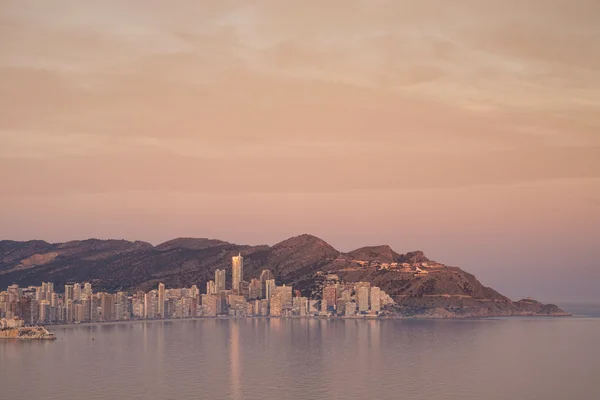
[
  {"left": 0, "top": 268, "right": 389, "bottom": 325},
  {"left": 1, "top": 1, "right": 599, "bottom": 303}
]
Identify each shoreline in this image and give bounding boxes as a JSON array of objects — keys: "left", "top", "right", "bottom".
[{"left": 46, "top": 313, "right": 576, "bottom": 329}]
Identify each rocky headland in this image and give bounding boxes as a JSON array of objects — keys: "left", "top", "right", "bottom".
[{"left": 0, "top": 234, "right": 568, "bottom": 318}]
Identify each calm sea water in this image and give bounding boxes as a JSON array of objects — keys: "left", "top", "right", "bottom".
[{"left": 2, "top": 309, "right": 599, "bottom": 400}]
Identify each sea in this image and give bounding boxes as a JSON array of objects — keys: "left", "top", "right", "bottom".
[{"left": 1, "top": 303, "right": 599, "bottom": 400}]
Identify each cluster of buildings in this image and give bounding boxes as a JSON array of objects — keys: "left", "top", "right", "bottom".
[{"left": 0, "top": 253, "right": 392, "bottom": 325}]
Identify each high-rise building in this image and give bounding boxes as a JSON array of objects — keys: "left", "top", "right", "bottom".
[
  {"left": 158, "top": 283, "right": 166, "bottom": 318},
  {"left": 64, "top": 285, "right": 74, "bottom": 301},
  {"left": 73, "top": 283, "right": 82, "bottom": 301},
  {"left": 100, "top": 293, "right": 114, "bottom": 321},
  {"left": 370, "top": 287, "right": 381, "bottom": 313},
  {"left": 206, "top": 280, "right": 216, "bottom": 295},
  {"left": 358, "top": 286, "right": 370, "bottom": 313},
  {"left": 35, "top": 286, "right": 44, "bottom": 301},
  {"left": 83, "top": 283, "right": 93, "bottom": 297},
  {"left": 270, "top": 293, "right": 283, "bottom": 317},
  {"left": 232, "top": 253, "right": 244, "bottom": 293},
  {"left": 44, "top": 282, "right": 54, "bottom": 300},
  {"left": 202, "top": 295, "right": 218, "bottom": 317},
  {"left": 265, "top": 279, "right": 276, "bottom": 301},
  {"left": 215, "top": 269, "right": 226, "bottom": 293},
  {"left": 259, "top": 270, "right": 274, "bottom": 298},
  {"left": 75, "top": 303, "right": 85, "bottom": 323},
  {"left": 323, "top": 285, "right": 338, "bottom": 311},
  {"left": 279, "top": 285, "right": 293, "bottom": 308}
]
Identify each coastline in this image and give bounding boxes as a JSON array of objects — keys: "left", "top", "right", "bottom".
[{"left": 46, "top": 312, "right": 577, "bottom": 330}]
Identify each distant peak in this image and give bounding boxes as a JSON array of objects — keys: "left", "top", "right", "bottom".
[
  {"left": 347, "top": 245, "right": 398, "bottom": 263},
  {"left": 396, "top": 250, "right": 430, "bottom": 264},
  {"left": 272, "top": 234, "right": 340, "bottom": 254}
]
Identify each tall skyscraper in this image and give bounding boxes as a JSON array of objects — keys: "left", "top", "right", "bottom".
[
  {"left": 100, "top": 293, "right": 114, "bottom": 322},
  {"left": 144, "top": 292, "right": 152, "bottom": 319},
  {"left": 232, "top": 253, "right": 244, "bottom": 293},
  {"left": 215, "top": 269, "right": 226, "bottom": 292},
  {"left": 158, "top": 283, "right": 166, "bottom": 318},
  {"left": 370, "top": 287, "right": 381, "bottom": 313},
  {"left": 358, "top": 286, "right": 370, "bottom": 313}
]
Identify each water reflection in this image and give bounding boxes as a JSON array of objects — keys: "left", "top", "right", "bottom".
[
  {"left": 230, "top": 320, "right": 241, "bottom": 400},
  {"left": 0, "top": 318, "right": 599, "bottom": 400}
]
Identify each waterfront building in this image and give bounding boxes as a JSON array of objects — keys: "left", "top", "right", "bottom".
[
  {"left": 75, "top": 303, "right": 85, "bottom": 323},
  {"left": 370, "top": 287, "right": 381, "bottom": 313},
  {"left": 101, "top": 293, "right": 114, "bottom": 321},
  {"left": 280, "top": 285, "right": 293, "bottom": 308},
  {"left": 158, "top": 283, "right": 166, "bottom": 318},
  {"left": 336, "top": 299, "right": 346, "bottom": 315},
  {"left": 323, "top": 286, "right": 338, "bottom": 312},
  {"left": 270, "top": 293, "right": 283, "bottom": 317},
  {"left": 358, "top": 286, "right": 370, "bottom": 313},
  {"left": 202, "top": 294, "right": 218, "bottom": 317},
  {"left": 293, "top": 296, "right": 308, "bottom": 317},
  {"left": 321, "top": 299, "right": 328, "bottom": 314},
  {"left": 144, "top": 292, "right": 153, "bottom": 319},
  {"left": 345, "top": 301, "right": 356, "bottom": 316}
]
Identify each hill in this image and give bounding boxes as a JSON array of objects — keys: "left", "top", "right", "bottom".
[{"left": 0, "top": 235, "right": 567, "bottom": 317}]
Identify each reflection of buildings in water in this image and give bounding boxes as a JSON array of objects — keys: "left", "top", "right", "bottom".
[
  {"left": 269, "top": 317, "right": 282, "bottom": 333},
  {"left": 156, "top": 322, "right": 165, "bottom": 378},
  {"left": 230, "top": 321, "right": 240, "bottom": 400},
  {"left": 367, "top": 320, "right": 380, "bottom": 352}
]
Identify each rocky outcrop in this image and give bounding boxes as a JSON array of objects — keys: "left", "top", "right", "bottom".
[{"left": 0, "top": 327, "right": 56, "bottom": 340}]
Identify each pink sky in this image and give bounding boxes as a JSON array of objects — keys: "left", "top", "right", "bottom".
[{"left": 1, "top": 1, "right": 599, "bottom": 301}]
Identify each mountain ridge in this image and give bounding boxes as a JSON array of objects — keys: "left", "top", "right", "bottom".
[{"left": 0, "top": 235, "right": 568, "bottom": 318}]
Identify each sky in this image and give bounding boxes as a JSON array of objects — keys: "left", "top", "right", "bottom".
[{"left": 1, "top": 0, "right": 599, "bottom": 302}]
